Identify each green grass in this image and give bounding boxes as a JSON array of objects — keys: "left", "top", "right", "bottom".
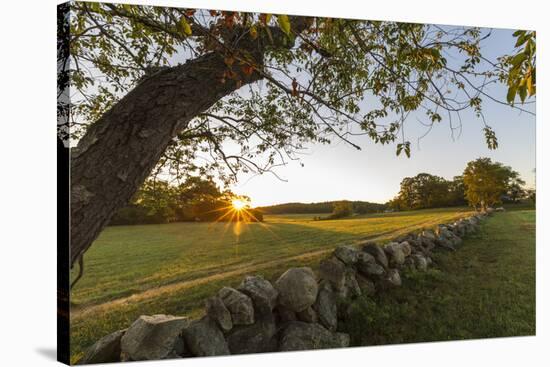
[
  {"left": 70, "top": 207, "right": 473, "bottom": 362},
  {"left": 341, "top": 209, "right": 536, "bottom": 344}
]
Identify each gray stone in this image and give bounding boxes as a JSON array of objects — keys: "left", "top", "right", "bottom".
[
  {"left": 218, "top": 287, "right": 255, "bottom": 325},
  {"left": 435, "top": 237, "right": 456, "bottom": 251},
  {"left": 79, "top": 329, "right": 125, "bottom": 364},
  {"left": 384, "top": 242, "right": 406, "bottom": 266},
  {"left": 279, "top": 322, "right": 350, "bottom": 351},
  {"left": 412, "top": 254, "right": 428, "bottom": 271},
  {"left": 319, "top": 256, "right": 347, "bottom": 290},
  {"left": 314, "top": 282, "right": 338, "bottom": 331},
  {"left": 338, "top": 269, "right": 361, "bottom": 300},
  {"left": 275, "top": 305, "right": 297, "bottom": 323},
  {"left": 182, "top": 317, "right": 229, "bottom": 357},
  {"left": 421, "top": 229, "right": 437, "bottom": 241},
  {"left": 226, "top": 314, "right": 277, "bottom": 355},
  {"left": 419, "top": 235, "right": 436, "bottom": 250},
  {"left": 238, "top": 275, "right": 278, "bottom": 315},
  {"left": 399, "top": 241, "right": 412, "bottom": 256},
  {"left": 121, "top": 314, "right": 188, "bottom": 361},
  {"left": 378, "top": 268, "right": 402, "bottom": 289},
  {"left": 403, "top": 257, "right": 416, "bottom": 271},
  {"left": 333, "top": 245, "right": 360, "bottom": 265},
  {"left": 355, "top": 273, "right": 376, "bottom": 296},
  {"left": 361, "top": 242, "right": 389, "bottom": 269},
  {"left": 205, "top": 296, "right": 233, "bottom": 332},
  {"left": 275, "top": 267, "right": 319, "bottom": 313},
  {"left": 297, "top": 306, "right": 319, "bottom": 323},
  {"left": 357, "top": 259, "right": 385, "bottom": 278}
]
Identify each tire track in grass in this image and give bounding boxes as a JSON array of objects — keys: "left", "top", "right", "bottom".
[{"left": 71, "top": 212, "right": 470, "bottom": 320}]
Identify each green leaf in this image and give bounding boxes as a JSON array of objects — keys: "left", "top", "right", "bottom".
[
  {"left": 277, "top": 15, "right": 291, "bottom": 36},
  {"left": 510, "top": 53, "right": 527, "bottom": 67},
  {"left": 506, "top": 85, "right": 517, "bottom": 104},
  {"left": 396, "top": 143, "right": 403, "bottom": 156},
  {"left": 518, "top": 82, "right": 527, "bottom": 102},
  {"left": 512, "top": 30, "right": 524, "bottom": 37},
  {"left": 178, "top": 16, "right": 192, "bottom": 36},
  {"left": 527, "top": 73, "right": 535, "bottom": 96}
]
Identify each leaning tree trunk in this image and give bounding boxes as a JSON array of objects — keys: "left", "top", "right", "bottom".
[{"left": 70, "top": 52, "right": 261, "bottom": 268}]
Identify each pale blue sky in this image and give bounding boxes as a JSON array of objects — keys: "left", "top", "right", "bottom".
[{"left": 231, "top": 28, "right": 536, "bottom": 207}]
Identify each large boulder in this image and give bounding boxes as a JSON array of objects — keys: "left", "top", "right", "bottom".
[
  {"left": 337, "top": 269, "right": 362, "bottom": 300},
  {"left": 333, "top": 245, "right": 360, "bottom": 265},
  {"left": 313, "top": 282, "right": 338, "bottom": 331},
  {"left": 356, "top": 251, "right": 385, "bottom": 279},
  {"left": 358, "top": 258, "right": 385, "bottom": 278},
  {"left": 226, "top": 314, "right": 277, "bottom": 355},
  {"left": 361, "top": 242, "right": 389, "bottom": 269},
  {"left": 182, "top": 317, "right": 229, "bottom": 357},
  {"left": 79, "top": 329, "right": 125, "bottom": 364},
  {"left": 275, "top": 267, "right": 318, "bottom": 313},
  {"left": 218, "top": 287, "right": 255, "bottom": 325},
  {"left": 319, "top": 256, "right": 347, "bottom": 290},
  {"left": 279, "top": 322, "right": 350, "bottom": 351},
  {"left": 275, "top": 305, "right": 297, "bottom": 323},
  {"left": 205, "top": 296, "right": 233, "bottom": 332},
  {"left": 120, "top": 314, "right": 188, "bottom": 361},
  {"left": 238, "top": 275, "right": 279, "bottom": 315},
  {"left": 384, "top": 242, "right": 406, "bottom": 267},
  {"left": 297, "top": 306, "right": 319, "bottom": 323},
  {"left": 377, "top": 269, "right": 402, "bottom": 290}
]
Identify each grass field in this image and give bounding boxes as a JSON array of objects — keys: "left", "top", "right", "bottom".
[
  {"left": 69, "top": 207, "right": 535, "bottom": 362},
  {"left": 342, "top": 209, "right": 536, "bottom": 344}
]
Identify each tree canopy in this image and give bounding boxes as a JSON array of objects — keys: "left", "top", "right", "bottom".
[
  {"left": 58, "top": 2, "right": 535, "bottom": 269},
  {"left": 388, "top": 173, "right": 466, "bottom": 211},
  {"left": 463, "top": 157, "right": 523, "bottom": 211},
  {"left": 60, "top": 2, "right": 535, "bottom": 185},
  {"left": 110, "top": 177, "right": 262, "bottom": 225}
]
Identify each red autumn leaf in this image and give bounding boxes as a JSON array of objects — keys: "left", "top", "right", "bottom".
[{"left": 242, "top": 64, "right": 254, "bottom": 76}]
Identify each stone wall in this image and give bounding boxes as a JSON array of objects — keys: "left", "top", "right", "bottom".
[{"left": 78, "top": 211, "right": 490, "bottom": 364}]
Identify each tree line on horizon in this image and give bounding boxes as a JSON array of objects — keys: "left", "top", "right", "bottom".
[
  {"left": 257, "top": 201, "right": 386, "bottom": 215},
  {"left": 110, "top": 157, "right": 533, "bottom": 225},
  {"left": 110, "top": 177, "right": 262, "bottom": 225},
  {"left": 387, "top": 157, "right": 534, "bottom": 212}
]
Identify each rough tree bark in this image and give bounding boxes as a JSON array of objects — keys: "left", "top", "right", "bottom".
[{"left": 70, "top": 52, "right": 261, "bottom": 268}]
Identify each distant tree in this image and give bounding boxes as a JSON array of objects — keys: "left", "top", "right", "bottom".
[
  {"left": 386, "top": 197, "right": 404, "bottom": 211},
  {"left": 506, "top": 176, "right": 527, "bottom": 202},
  {"left": 110, "top": 177, "right": 263, "bottom": 224},
  {"left": 463, "top": 158, "right": 522, "bottom": 211},
  {"left": 526, "top": 188, "right": 536, "bottom": 204},
  {"left": 393, "top": 173, "right": 450, "bottom": 210},
  {"left": 258, "top": 201, "right": 384, "bottom": 214},
  {"left": 329, "top": 201, "right": 354, "bottom": 219},
  {"left": 448, "top": 175, "right": 467, "bottom": 206}
]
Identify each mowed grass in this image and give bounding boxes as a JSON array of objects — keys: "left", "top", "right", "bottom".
[
  {"left": 342, "top": 209, "right": 536, "bottom": 344},
  {"left": 70, "top": 207, "right": 473, "bottom": 362}
]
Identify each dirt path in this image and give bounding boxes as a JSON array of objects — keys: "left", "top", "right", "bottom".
[{"left": 71, "top": 214, "right": 469, "bottom": 320}]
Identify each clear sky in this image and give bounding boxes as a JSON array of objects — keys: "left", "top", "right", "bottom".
[{"left": 230, "top": 28, "right": 536, "bottom": 207}]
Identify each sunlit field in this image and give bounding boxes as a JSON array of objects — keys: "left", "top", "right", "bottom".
[{"left": 70, "top": 207, "right": 473, "bottom": 361}]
